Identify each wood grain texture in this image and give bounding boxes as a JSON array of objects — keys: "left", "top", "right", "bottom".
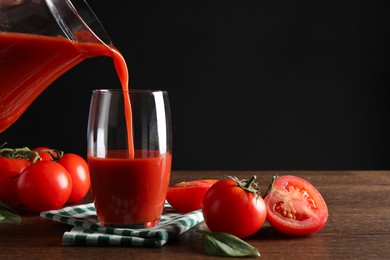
[{"left": 1, "top": 171, "right": 389, "bottom": 259}]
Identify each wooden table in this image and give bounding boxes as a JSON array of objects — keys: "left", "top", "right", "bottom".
[{"left": 1, "top": 171, "right": 389, "bottom": 259}]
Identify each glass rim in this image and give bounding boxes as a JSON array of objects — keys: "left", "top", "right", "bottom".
[{"left": 92, "top": 89, "right": 168, "bottom": 94}]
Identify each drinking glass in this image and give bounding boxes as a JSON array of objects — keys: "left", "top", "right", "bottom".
[{"left": 87, "top": 89, "right": 172, "bottom": 228}]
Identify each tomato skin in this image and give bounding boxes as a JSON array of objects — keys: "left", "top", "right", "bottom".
[
  {"left": 166, "top": 179, "right": 217, "bottom": 213},
  {"left": 202, "top": 178, "right": 267, "bottom": 238},
  {"left": 0, "top": 157, "right": 30, "bottom": 207},
  {"left": 264, "top": 175, "right": 328, "bottom": 236},
  {"left": 58, "top": 153, "right": 90, "bottom": 203},
  {"left": 17, "top": 161, "right": 72, "bottom": 213}
]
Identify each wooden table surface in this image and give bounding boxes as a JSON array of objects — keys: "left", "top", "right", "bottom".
[{"left": 1, "top": 170, "right": 389, "bottom": 259}]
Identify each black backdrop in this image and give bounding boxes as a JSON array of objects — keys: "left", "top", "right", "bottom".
[{"left": 1, "top": 1, "right": 389, "bottom": 170}]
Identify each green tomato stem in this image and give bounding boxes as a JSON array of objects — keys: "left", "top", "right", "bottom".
[
  {"left": 235, "top": 175, "right": 260, "bottom": 196},
  {"left": 263, "top": 174, "right": 279, "bottom": 199},
  {"left": 0, "top": 144, "right": 64, "bottom": 163},
  {"left": 0, "top": 146, "right": 41, "bottom": 163},
  {"left": 32, "top": 149, "right": 64, "bottom": 160}
]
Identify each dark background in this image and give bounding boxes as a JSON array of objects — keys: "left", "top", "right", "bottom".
[{"left": 1, "top": 1, "right": 389, "bottom": 170}]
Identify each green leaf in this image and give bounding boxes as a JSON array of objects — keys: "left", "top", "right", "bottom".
[
  {"left": 0, "top": 201, "right": 21, "bottom": 224},
  {"left": 198, "top": 230, "right": 260, "bottom": 258}
]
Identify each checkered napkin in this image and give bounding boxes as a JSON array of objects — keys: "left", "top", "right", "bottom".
[{"left": 40, "top": 202, "right": 204, "bottom": 247}]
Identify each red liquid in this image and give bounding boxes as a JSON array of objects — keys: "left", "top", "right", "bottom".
[{"left": 88, "top": 151, "right": 172, "bottom": 226}]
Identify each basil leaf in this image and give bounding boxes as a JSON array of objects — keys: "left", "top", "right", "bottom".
[
  {"left": 0, "top": 201, "right": 21, "bottom": 224},
  {"left": 198, "top": 230, "right": 260, "bottom": 258}
]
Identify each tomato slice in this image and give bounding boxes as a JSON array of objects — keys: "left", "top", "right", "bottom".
[
  {"left": 166, "top": 179, "right": 218, "bottom": 213},
  {"left": 264, "top": 175, "right": 328, "bottom": 236}
]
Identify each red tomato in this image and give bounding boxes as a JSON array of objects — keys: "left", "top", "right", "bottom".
[
  {"left": 17, "top": 161, "right": 72, "bottom": 212},
  {"left": 31, "top": 147, "right": 57, "bottom": 161},
  {"left": 58, "top": 153, "right": 90, "bottom": 203},
  {"left": 264, "top": 175, "right": 328, "bottom": 236},
  {"left": 0, "top": 157, "right": 30, "bottom": 207},
  {"left": 166, "top": 179, "right": 217, "bottom": 213},
  {"left": 202, "top": 176, "right": 267, "bottom": 238}
]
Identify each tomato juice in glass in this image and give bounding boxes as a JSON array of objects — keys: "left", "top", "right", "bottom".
[
  {"left": 87, "top": 90, "right": 172, "bottom": 228},
  {"left": 88, "top": 150, "right": 172, "bottom": 227}
]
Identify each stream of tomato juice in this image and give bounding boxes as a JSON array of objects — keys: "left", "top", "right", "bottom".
[{"left": 109, "top": 46, "right": 135, "bottom": 158}]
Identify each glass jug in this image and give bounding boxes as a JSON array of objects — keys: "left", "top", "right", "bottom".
[{"left": 0, "top": 0, "right": 113, "bottom": 133}]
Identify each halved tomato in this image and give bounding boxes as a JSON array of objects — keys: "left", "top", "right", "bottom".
[
  {"left": 166, "top": 179, "right": 218, "bottom": 213},
  {"left": 264, "top": 175, "right": 328, "bottom": 236}
]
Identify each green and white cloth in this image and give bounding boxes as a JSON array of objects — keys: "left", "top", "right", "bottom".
[{"left": 40, "top": 202, "right": 203, "bottom": 247}]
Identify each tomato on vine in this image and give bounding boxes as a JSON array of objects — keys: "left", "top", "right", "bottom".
[
  {"left": 202, "top": 176, "right": 267, "bottom": 238},
  {"left": 0, "top": 156, "right": 30, "bottom": 207},
  {"left": 30, "top": 147, "right": 90, "bottom": 203},
  {"left": 0, "top": 144, "right": 90, "bottom": 212},
  {"left": 31, "top": 147, "right": 58, "bottom": 161},
  {"left": 58, "top": 153, "right": 90, "bottom": 203},
  {"left": 17, "top": 161, "right": 72, "bottom": 212}
]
